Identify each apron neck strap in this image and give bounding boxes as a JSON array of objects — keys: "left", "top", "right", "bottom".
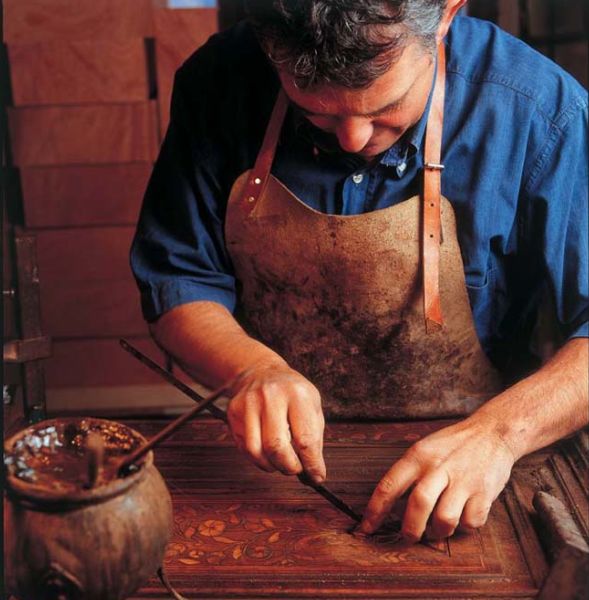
[
  {"left": 240, "top": 44, "right": 448, "bottom": 335},
  {"left": 238, "top": 88, "right": 289, "bottom": 212},
  {"left": 422, "top": 42, "right": 446, "bottom": 332}
]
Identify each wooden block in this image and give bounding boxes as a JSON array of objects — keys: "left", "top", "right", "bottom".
[
  {"left": 44, "top": 337, "right": 166, "bottom": 387},
  {"left": 41, "top": 279, "right": 147, "bottom": 338},
  {"left": 8, "top": 39, "right": 149, "bottom": 106},
  {"left": 36, "top": 227, "right": 135, "bottom": 283},
  {"left": 154, "top": 8, "right": 218, "bottom": 136},
  {"left": 3, "top": 0, "right": 156, "bottom": 43},
  {"left": 21, "top": 165, "right": 152, "bottom": 227},
  {"left": 8, "top": 103, "right": 159, "bottom": 166}
]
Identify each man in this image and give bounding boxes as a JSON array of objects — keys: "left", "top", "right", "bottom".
[{"left": 131, "top": 0, "right": 588, "bottom": 541}]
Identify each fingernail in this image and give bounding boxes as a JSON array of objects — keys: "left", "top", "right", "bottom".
[
  {"left": 359, "top": 519, "right": 374, "bottom": 534},
  {"left": 401, "top": 531, "right": 419, "bottom": 544},
  {"left": 311, "top": 473, "right": 325, "bottom": 484}
]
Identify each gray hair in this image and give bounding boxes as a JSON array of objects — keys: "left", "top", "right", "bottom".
[{"left": 246, "top": 1, "right": 447, "bottom": 88}]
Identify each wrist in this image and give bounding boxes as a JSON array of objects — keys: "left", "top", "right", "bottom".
[{"left": 466, "top": 405, "right": 524, "bottom": 463}]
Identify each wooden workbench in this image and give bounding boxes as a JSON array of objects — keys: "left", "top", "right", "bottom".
[{"left": 126, "top": 418, "right": 587, "bottom": 599}]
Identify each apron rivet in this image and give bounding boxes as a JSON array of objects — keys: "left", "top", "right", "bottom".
[
  {"left": 254, "top": 177, "right": 262, "bottom": 185},
  {"left": 247, "top": 196, "right": 256, "bottom": 203}
]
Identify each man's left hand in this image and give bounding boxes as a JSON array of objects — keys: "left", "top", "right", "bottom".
[{"left": 359, "top": 415, "right": 516, "bottom": 540}]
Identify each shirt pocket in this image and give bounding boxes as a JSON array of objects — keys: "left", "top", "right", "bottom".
[{"left": 466, "top": 267, "right": 498, "bottom": 349}]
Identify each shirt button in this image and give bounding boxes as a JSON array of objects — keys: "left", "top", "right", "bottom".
[{"left": 352, "top": 173, "right": 364, "bottom": 184}]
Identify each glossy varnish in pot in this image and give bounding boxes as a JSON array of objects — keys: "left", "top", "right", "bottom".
[{"left": 4, "top": 417, "right": 173, "bottom": 600}]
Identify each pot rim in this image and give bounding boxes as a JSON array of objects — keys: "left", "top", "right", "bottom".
[{"left": 4, "top": 417, "right": 153, "bottom": 508}]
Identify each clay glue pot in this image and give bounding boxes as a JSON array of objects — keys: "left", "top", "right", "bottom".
[{"left": 4, "top": 417, "right": 173, "bottom": 600}]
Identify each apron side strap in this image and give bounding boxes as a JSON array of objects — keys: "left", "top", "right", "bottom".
[
  {"left": 422, "top": 43, "right": 446, "bottom": 332},
  {"left": 239, "top": 89, "right": 290, "bottom": 214}
]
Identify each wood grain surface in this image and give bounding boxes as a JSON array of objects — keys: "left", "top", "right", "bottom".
[
  {"left": 8, "top": 39, "right": 149, "bottom": 106},
  {"left": 119, "top": 418, "right": 562, "bottom": 599},
  {"left": 3, "top": 0, "right": 157, "bottom": 43},
  {"left": 8, "top": 103, "right": 159, "bottom": 166},
  {"left": 20, "top": 164, "right": 151, "bottom": 228},
  {"left": 154, "top": 8, "right": 218, "bottom": 136}
]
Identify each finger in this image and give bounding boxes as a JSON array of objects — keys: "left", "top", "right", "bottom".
[
  {"left": 289, "top": 400, "right": 326, "bottom": 483},
  {"left": 261, "top": 399, "right": 303, "bottom": 475},
  {"left": 360, "top": 457, "right": 421, "bottom": 534},
  {"left": 429, "top": 487, "right": 470, "bottom": 539},
  {"left": 241, "top": 402, "right": 275, "bottom": 472},
  {"left": 401, "top": 470, "right": 449, "bottom": 542},
  {"left": 459, "top": 493, "right": 492, "bottom": 531}
]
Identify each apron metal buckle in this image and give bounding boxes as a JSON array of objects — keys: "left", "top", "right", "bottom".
[{"left": 424, "top": 162, "right": 445, "bottom": 171}]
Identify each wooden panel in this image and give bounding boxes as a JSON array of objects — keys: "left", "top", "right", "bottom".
[
  {"left": 41, "top": 279, "right": 146, "bottom": 338},
  {"left": 154, "top": 8, "right": 218, "bottom": 136},
  {"left": 8, "top": 39, "right": 148, "bottom": 106},
  {"left": 35, "top": 227, "right": 144, "bottom": 338},
  {"left": 124, "top": 419, "right": 551, "bottom": 599},
  {"left": 45, "top": 337, "right": 165, "bottom": 387},
  {"left": 21, "top": 165, "right": 151, "bottom": 228},
  {"left": 8, "top": 103, "right": 158, "bottom": 166},
  {"left": 36, "top": 227, "right": 135, "bottom": 283},
  {"left": 3, "top": 0, "right": 157, "bottom": 43}
]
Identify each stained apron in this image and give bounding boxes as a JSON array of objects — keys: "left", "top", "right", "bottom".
[{"left": 224, "top": 45, "right": 502, "bottom": 419}]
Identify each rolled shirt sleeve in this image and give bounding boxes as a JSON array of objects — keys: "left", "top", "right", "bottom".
[{"left": 131, "top": 68, "right": 237, "bottom": 322}]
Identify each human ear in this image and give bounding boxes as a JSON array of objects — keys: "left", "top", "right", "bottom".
[{"left": 436, "top": 0, "right": 467, "bottom": 42}]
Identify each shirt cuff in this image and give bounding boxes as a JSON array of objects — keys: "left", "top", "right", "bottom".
[
  {"left": 567, "top": 320, "right": 589, "bottom": 340},
  {"left": 140, "top": 279, "right": 236, "bottom": 322}
]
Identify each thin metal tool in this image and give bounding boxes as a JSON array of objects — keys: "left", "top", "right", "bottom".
[
  {"left": 119, "top": 339, "right": 227, "bottom": 422},
  {"left": 297, "top": 471, "right": 361, "bottom": 522},
  {"left": 117, "top": 377, "right": 238, "bottom": 476},
  {"left": 119, "top": 338, "right": 362, "bottom": 523}
]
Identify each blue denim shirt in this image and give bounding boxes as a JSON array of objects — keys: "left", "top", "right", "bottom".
[{"left": 131, "top": 16, "right": 588, "bottom": 371}]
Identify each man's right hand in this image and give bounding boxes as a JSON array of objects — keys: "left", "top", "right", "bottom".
[{"left": 227, "top": 362, "right": 326, "bottom": 483}]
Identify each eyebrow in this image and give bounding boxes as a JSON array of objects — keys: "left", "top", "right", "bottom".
[{"left": 290, "top": 86, "right": 412, "bottom": 119}]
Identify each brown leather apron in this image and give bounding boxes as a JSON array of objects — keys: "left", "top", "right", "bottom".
[{"left": 224, "top": 45, "right": 502, "bottom": 419}]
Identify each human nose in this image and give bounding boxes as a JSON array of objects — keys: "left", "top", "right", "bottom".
[{"left": 335, "top": 117, "right": 374, "bottom": 153}]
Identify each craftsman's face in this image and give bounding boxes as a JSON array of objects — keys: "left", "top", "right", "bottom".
[{"left": 278, "top": 41, "right": 435, "bottom": 160}]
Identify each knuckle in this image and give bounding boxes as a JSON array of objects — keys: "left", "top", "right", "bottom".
[
  {"left": 464, "top": 509, "right": 489, "bottom": 529},
  {"left": 375, "top": 476, "right": 397, "bottom": 496},
  {"left": 411, "top": 485, "right": 434, "bottom": 509},
  {"left": 295, "top": 432, "right": 320, "bottom": 452},
  {"left": 407, "top": 440, "right": 441, "bottom": 468},
  {"left": 264, "top": 437, "right": 286, "bottom": 457},
  {"left": 434, "top": 510, "right": 460, "bottom": 529},
  {"left": 243, "top": 390, "right": 262, "bottom": 408}
]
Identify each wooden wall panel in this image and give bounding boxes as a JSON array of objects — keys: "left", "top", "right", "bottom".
[
  {"left": 8, "top": 102, "right": 159, "bottom": 167},
  {"left": 3, "top": 0, "right": 158, "bottom": 44},
  {"left": 8, "top": 39, "right": 149, "bottom": 106},
  {"left": 36, "top": 227, "right": 135, "bottom": 283},
  {"left": 45, "top": 337, "right": 165, "bottom": 387},
  {"left": 154, "top": 8, "right": 218, "bottom": 136},
  {"left": 21, "top": 165, "right": 151, "bottom": 228},
  {"left": 41, "top": 280, "right": 146, "bottom": 338}
]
